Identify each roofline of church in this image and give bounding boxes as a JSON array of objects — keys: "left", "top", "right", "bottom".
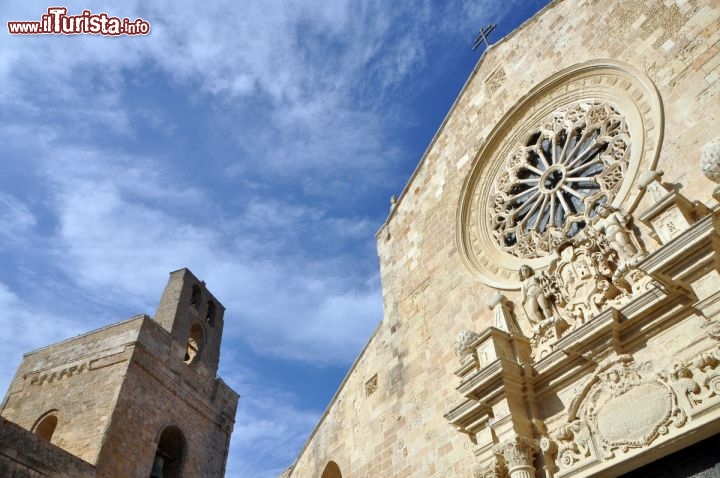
[
  {"left": 376, "top": 0, "right": 562, "bottom": 240},
  {"left": 285, "top": 2, "right": 564, "bottom": 474}
]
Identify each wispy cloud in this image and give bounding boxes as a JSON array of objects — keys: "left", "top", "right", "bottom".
[{"left": 0, "top": 0, "right": 546, "bottom": 474}]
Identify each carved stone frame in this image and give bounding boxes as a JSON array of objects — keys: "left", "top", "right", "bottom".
[{"left": 457, "top": 60, "right": 663, "bottom": 290}]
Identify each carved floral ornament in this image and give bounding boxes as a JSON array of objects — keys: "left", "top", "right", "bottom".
[{"left": 458, "top": 60, "right": 663, "bottom": 290}]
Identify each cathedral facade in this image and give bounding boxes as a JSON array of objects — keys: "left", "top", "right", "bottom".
[
  {"left": 283, "top": 0, "right": 720, "bottom": 476},
  {"left": 0, "top": 269, "right": 238, "bottom": 477}
]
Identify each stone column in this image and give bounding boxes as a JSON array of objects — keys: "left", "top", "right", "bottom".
[{"left": 493, "top": 436, "right": 539, "bottom": 478}]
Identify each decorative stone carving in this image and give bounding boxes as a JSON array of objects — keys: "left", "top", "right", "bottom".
[
  {"left": 493, "top": 436, "right": 540, "bottom": 478},
  {"left": 549, "top": 421, "right": 593, "bottom": 471},
  {"left": 456, "top": 329, "right": 481, "bottom": 366},
  {"left": 519, "top": 265, "right": 556, "bottom": 327},
  {"left": 700, "top": 138, "right": 720, "bottom": 183},
  {"left": 637, "top": 170, "right": 670, "bottom": 204},
  {"left": 491, "top": 102, "right": 630, "bottom": 260},
  {"left": 664, "top": 347, "right": 720, "bottom": 410},
  {"left": 705, "top": 320, "right": 720, "bottom": 341},
  {"left": 473, "top": 460, "right": 507, "bottom": 478},
  {"left": 590, "top": 205, "right": 645, "bottom": 270},
  {"left": 490, "top": 293, "right": 522, "bottom": 335},
  {"left": 551, "top": 355, "right": 687, "bottom": 472},
  {"left": 486, "top": 67, "right": 507, "bottom": 95},
  {"left": 511, "top": 211, "right": 652, "bottom": 358},
  {"left": 458, "top": 61, "right": 663, "bottom": 289}
]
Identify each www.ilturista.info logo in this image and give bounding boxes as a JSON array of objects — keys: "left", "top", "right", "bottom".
[{"left": 8, "top": 7, "right": 150, "bottom": 35}]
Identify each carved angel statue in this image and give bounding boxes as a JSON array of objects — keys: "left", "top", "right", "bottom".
[
  {"left": 519, "top": 265, "right": 555, "bottom": 326},
  {"left": 591, "top": 205, "right": 644, "bottom": 267}
]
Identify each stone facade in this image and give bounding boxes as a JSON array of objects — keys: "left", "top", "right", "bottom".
[
  {"left": 0, "top": 268, "right": 239, "bottom": 478},
  {"left": 282, "top": 0, "right": 720, "bottom": 477}
]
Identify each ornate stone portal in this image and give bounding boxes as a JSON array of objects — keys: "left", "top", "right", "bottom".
[{"left": 447, "top": 61, "right": 720, "bottom": 478}]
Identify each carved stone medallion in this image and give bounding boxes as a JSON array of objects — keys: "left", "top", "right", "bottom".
[
  {"left": 458, "top": 60, "right": 663, "bottom": 289},
  {"left": 550, "top": 356, "right": 687, "bottom": 471}
]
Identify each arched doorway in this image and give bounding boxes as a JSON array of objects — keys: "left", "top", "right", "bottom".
[
  {"left": 150, "top": 426, "right": 185, "bottom": 478},
  {"left": 320, "top": 461, "right": 342, "bottom": 478}
]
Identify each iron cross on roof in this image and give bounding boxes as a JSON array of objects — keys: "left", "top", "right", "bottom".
[{"left": 472, "top": 24, "right": 497, "bottom": 52}]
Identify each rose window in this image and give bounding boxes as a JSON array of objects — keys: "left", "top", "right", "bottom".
[{"left": 491, "top": 102, "right": 630, "bottom": 258}]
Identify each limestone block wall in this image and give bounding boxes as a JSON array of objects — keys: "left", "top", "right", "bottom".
[
  {"left": 94, "top": 317, "right": 238, "bottom": 477},
  {"left": 284, "top": 0, "right": 720, "bottom": 476},
  {"left": 0, "top": 316, "right": 144, "bottom": 465},
  {"left": 0, "top": 416, "right": 95, "bottom": 478}
]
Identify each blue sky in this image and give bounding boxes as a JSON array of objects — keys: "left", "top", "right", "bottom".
[{"left": 0, "top": 1, "right": 547, "bottom": 476}]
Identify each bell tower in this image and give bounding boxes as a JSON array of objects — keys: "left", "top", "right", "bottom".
[
  {"left": 155, "top": 268, "right": 226, "bottom": 378},
  {"left": 0, "top": 269, "right": 239, "bottom": 478}
]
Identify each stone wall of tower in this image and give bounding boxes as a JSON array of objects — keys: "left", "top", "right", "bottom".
[
  {"left": 95, "top": 317, "right": 238, "bottom": 477},
  {"left": 283, "top": 0, "right": 720, "bottom": 476},
  {"left": 0, "top": 415, "right": 96, "bottom": 478},
  {"left": 0, "top": 269, "right": 239, "bottom": 478},
  {"left": 0, "top": 316, "right": 143, "bottom": 464}
]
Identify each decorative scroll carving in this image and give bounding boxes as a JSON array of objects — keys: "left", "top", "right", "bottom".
[
  {"left": 548, "top": 421, "right": 593, "bottom": 471},
  {"left": 491, "top": 102, "right": 630, "bottom": 259},
  {"left": 473, "top": 460, "right": 507, "bottom": 478},
  {"left": 665, "top": 346, "right": 720, "bottom": 409},
  {"left": 550, "top": 356, "right": 687, "bottom": 472}
]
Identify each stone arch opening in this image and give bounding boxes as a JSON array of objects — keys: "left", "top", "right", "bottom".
[
  {"left": 183, "top": 323, "right": 205, "bottom": 365},
  {"left": 32, "top": 411, "right": 59, "bottom": 442},
  {"left": 150, "top": 426, "right": 185, "bottom": 478},
  {"left": 190, "top": 284, "right": 201, "bottom": 307},
  {"left": 206, "top": 300, "right": 216, "bottom": 325},
  {"left": 320, "top": 461, "right": 342, "bottom": 478}
]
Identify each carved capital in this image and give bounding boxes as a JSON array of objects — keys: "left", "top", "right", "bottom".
[
  {"left": 473, "top": 460, "right": 507, "bottom": 478},
  {"left": 493, "top": 436, "right": 539, "bottom": 470}
]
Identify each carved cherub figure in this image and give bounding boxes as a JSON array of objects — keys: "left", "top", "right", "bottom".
[
  {"left": 519, "top": 265, "right": 555, "bottom": 326},
  {"left": 592, "top": 205, "right": 643, "bottom": 267}
]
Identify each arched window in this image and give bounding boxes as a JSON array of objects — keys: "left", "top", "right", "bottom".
[
  {"left": 183, "top": 323, "right": 205, "bottom": 365},
  {"left": 320, "top": 461, "right": 342, "bottom": 478},
  {"left": 150, "top": 426, "right": 185, "bottom": 478},
  {"left": 190, "top": 285, "right": 201, "bottom": 307},
  {"left": 32, "top": 411, "right": 59, "bottom": 442},
  {"left": 205, "top": 300, "right": 216, "bottom": 326}
]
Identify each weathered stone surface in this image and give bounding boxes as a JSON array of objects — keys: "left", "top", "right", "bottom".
[
  {"left": 281, "top": 0, "right": 720, "bottom": 476},
  {"left": 0, "top": 269, "right": 238, "bottom": 478}
]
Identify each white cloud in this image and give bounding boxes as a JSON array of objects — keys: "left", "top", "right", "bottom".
[
  {"left": 220, "top": 359, "right": 321, "bottom": 477},
  {"left": 0, "top": 194, "right": 37, "bottom": 239}
]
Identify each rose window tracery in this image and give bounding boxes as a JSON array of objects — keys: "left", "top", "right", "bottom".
[{"left": 490, "top": 102, "right": 630, "bottom": 258}]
